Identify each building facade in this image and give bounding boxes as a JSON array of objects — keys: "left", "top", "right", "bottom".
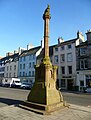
[
  {"left": 76, "top": 30, "right": 91, "bottom": 91},
  {"left": 4, "top": 53, "right": 19, "bottom": 78},
  {"left": 18, "top": 46, "right": 42, "bottom": 84},
  {"left": 53, "top": 31, "right": 84, "bottom": 90}
]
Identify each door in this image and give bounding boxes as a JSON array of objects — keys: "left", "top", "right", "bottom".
[{"left": 67, "top": 79, "right": 73, "bottom": 90}]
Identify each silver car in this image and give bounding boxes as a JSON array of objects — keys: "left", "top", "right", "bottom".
[{"left": 21, "top": 82, "right": 32, "bottom": 89}]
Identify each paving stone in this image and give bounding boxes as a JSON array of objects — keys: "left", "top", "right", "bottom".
[{"left": 0, "top": 104, "right": 91, "bottom": 120}]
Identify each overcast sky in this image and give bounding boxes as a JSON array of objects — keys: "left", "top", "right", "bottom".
[{"left": 0, "top": 0, "right": 91, "bottom": 57}]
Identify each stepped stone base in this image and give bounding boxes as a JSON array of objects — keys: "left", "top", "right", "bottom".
[{"left": 19, "top": 101, "right": 69, "bottom": 115}]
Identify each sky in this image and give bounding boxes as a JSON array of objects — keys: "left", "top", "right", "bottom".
[{"left": 0, "top": 0, "right": 91, "bottom": 57}]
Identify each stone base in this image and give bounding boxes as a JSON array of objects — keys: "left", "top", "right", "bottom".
[{"left": 19, "top": 101, "right": 69, "bottom": 115}]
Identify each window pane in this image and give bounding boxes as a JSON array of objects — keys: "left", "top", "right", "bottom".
[
  {"left": 55, "top": 47, "right": 58, "bottom": 52},
  {"left": 80, "top": 60, "right": 84, "bottom": 69},
  {"left": 60, "top": 54, "right": 65, "bottom": 62},
  {"left": 67, "top": 53, "right": 72, "bottom": 62},
  {"left": 67, "top": 44, "right": 71, "bottom": 49},
  {"left": 61, "top": 67, "right": 65, "bottom": 74},
  {"left": 68, "top": 66, "right": 72, "bottom": 74},
  {"left": 61, "top": 46, "right": 64, "bottom": 50},
  {"left": 54, "top": 55, "right": 58, "bottom": 63},
  {"left": 84, "top": 60, "right": 88, "bottom": 68}
]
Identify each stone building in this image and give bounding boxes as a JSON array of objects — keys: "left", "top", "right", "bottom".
[
  {"left": 0, "top": 48, "right": 25, "bottom": 84},
  {"left": 76, "top": 30, "right": 91, "bottom": 91},
  {"left": 53, "top": 31, "right": 84, "bottom": 90},
  {"left": 18, "top": 46, "right": 42, "bottom": 84}
]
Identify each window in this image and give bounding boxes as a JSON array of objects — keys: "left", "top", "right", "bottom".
[
  {"left": 80, "top": 47, "right": 86, "bottom": 55},
  {"left": 84, "top": 60, "right": 88, "bottom": 69},
  {"left": 23, "top": 64, "right": 25, "bottom": 69},
  {"left": 61, "top": 66, "right": 65, "bottom": 74},
  {"left": 80, "top": 59, "right": 88, "bottom": 69},
  {"left": 20, "top": 57, "right": 22, "bottom": 62},
  {"left": 6, "top": 73, "right": 8, "bottom": 77},
  {"left": 9, "top": 73, "right": 11, "bottom": 77},
  {"left": 67, "top": 44, "right": 71, "bottom": 49},
  {"left": 20, "top": 72, "right": 21, "bottom": 77},
  {"left": 10, "top": 66, "right": 12, "bottom": 71},
  {"left": 20, "top": 64, "right": 22, "bottom": 69},
  {"left": 55, "top": 47, "right": 58, "bottom": 52},
  {"left": 23, "top": 72, "right": 25, "bottom": 76},
  {"left": 54, "top": 55, "right": 58, "bottom": 64},
  {"left": 32, "top": 62, "right": 35, "bottom": 68},
  {"left": 14, "top": 73, "right": 16, "bottom": 77},
  {"left": 7, "top": 66, "right": 9, "bottom": 71},
  {"left": 29, "top": 63, "right": 31, "bottom": 68},
  {"left": 68, "top": 66, "right": 72, "bottom": 74},
  {"left": 23, "top": 56, "right": 26, "bottom": 61},
  {"left": 14, "top": 65, "right": 16, "bottom": 70},
  {"left": 61, "top": 79, "right": 66, "bottom": 87},
  {"left": 32, "top": 71, "right": 35, "bottom": 76},
  {"left": 80, "top": 60, "right": 84, "bottom": 69},
  {"left": 61, "top": 46, "right": 64, "bottom": 50},
  {"left": 29, "top": 71, "right": 31, "bottom": 76},
  {"left": 86, "top": 75, "right": 91, "bottom": 87},
  {"left": 60, "top": 54, "right": 65, "bottom": 62},
  {"left": 67, "top": 53, "right": 72, "bottom": 62}
]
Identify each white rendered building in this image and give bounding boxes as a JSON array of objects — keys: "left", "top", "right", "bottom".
[{"left": 53, "top": 31, "right": 84, "bottom": 90}]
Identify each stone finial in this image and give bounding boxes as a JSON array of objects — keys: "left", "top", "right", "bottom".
[{"left": 43, "top": 4, "right": 51, "bottom": 20}]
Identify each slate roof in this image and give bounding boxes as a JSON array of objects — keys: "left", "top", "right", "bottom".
[
  {"left": 0, "top": 53, "right": 19, "bottom": 65},
  {"left": 20, "top": 46, "right": 41, "bottom": 57},
  {"left": 56, "top": 38, "right": 77, "bottom": 47}
]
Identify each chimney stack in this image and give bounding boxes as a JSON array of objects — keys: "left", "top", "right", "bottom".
[
  {"left": 58, "top": 37, "right": 64, "bottom": 44},
  {"left": 86, "top": 29, "right": 91, "bottom": 43},
  {"left": 77, "top": 31, "right": 84, "bottom": 42}
]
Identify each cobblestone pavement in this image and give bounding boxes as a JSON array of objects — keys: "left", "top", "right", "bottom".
[{"left": 0, "top": 104, "right": 91, "bottom": 120}]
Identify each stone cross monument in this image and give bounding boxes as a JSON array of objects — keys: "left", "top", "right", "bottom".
[{"left": 25, "top": 5, "right": 66, "bottom": 114}]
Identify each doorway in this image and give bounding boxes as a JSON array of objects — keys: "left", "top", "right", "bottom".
[{"left": 67, "top": 79, "right": 73, "bottom": 90}]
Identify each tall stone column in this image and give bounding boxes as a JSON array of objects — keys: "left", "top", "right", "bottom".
[
  {"left": 24, "top": 5, "right": 67, "bottom": 115},
  {"left": 43, "top": 5, "right": 51, "bottom": 57}
]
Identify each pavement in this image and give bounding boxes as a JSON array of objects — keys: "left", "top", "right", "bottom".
[{"left": 0, "top": 104, "right": 91, "bottom": 120}]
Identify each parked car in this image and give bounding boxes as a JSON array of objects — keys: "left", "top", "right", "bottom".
[
  {"left": 21, "top": 82, "right": 32, "bottom": 89},
  {"left": 85, "top": 87, "right": 91, "bottom": 93}
]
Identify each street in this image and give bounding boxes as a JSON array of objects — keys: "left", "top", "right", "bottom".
[{"left": 0, "top": 87, "right": 91, "bottom": 108}]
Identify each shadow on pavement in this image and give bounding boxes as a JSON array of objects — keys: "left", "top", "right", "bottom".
[
  {"left": 0, "top": 97, "right": 24, "bottom": 106},
  {"left": 61, "top": 90, "right": 91, "bottom": 95}
]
